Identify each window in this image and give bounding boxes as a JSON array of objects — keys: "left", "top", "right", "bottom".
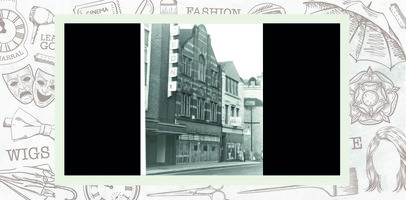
[
  {"left": 183, "top": 56, "right": 191, "bottom": 76},
  {"left": 225, "top": 105, "right": 229, "bottom": 124},
  {"left": 197, "top": 98, "right": 200, "bottom": 119},
  {"left": 198, "top": 55, "right": 205, "bottom": 82},
  {"left": 181, "top": 93, "right": 191, "bottom": 116},
  {"left": 200, "top": 99, "right": 205, "bottom": 120},
  {"left": 225, "top": 77, "right": 239, "bottom": 96},
  {"left": 214, "top": 103, "right": 217, "bottom": 122},
  {"left": 186, "top": 95, "right": 190, "bottom": 116},
  {"left": 203, "top": 145, "right": 208, "bottom": 151},
  {"left": 211, "top": 146, "right": 216, "bottom": 151},
  {"left": 211, "top": 103, "right": 214, "bottom": 121},
  {"left": 231, "top": 106, "right": 235, "bottom": 117},
  {"left": 194, "top": 145, "right": 198, "bottom": 151},
  {"left": 236, "top": 108, "right": 239, "bottom": 117}
]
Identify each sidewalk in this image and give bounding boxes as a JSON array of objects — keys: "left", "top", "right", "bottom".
[{"left": 147, "top": 160, "right": 262, "bottom": 175}]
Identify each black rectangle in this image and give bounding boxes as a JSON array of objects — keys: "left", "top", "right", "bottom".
[
  {"left": 262, "top": 23, "right": 340, "bottom": 175},
  {"left": 64, "top": 23, "right": 141, "bottom": 175}
]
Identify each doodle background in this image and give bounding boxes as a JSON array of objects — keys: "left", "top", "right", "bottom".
[{"left": 1, "top": 0, "right": 406, "bottom": 199}]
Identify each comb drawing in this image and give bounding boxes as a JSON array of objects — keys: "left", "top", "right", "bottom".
[
  {"left": 147, "top": 185, "right": 228, "bottom": 200},
  {"left": 3, "top": 108, "right": 54, "bottom": 141},
  {"left": 34, "top": 53, "right": 55, "bottom": 65},
  {"left": 239, "top": 168, "right": 358, "bottom": 197},
  {"left": 160, "top": 0, "right": 177, "bottom": 14},
  {"left": 304, "top": 0, "right": 406, "bottom": 69},
  {"left": 366, "top": 126, "right": 406, "bottom": 192},
  {"left": 350, "top": 67, "right": 399, "bottom": 125},
  {"left": 0, "top": 164, "right": 77, "bottom": 200}
]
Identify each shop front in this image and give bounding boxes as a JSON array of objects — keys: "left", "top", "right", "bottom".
[
  {"left": 176, "top": 134, "right": 221, "bottom": 164},
  {"left": 221, "top": 127, "right": 244, "bottom": 161},
  {"left": 146, "top": 119, "right": 187, "bottom": 167}
]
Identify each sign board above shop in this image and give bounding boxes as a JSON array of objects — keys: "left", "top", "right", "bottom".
[
  {"left": 245, "top": 100, "right": 255, "bottom": 106},
  {"left": 229, "top": 117, "right": 242, "bottom": 126}
]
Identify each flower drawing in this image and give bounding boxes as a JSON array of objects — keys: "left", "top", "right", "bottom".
[{"left": 350, "top": 67, "right": 399, "bottom": 125}]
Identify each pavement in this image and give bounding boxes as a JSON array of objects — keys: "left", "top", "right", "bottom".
[{"left": 147, "top": 160, "right": 262, "bottom": 175}]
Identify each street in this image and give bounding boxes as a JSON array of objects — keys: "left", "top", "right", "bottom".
[{"left": 166, "top": 163, "right": 263, "bottom": 175}]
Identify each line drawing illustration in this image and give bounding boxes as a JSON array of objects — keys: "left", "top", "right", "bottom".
[
  {"left": 366, "top": 126, "right": 406, "bottom": 192},
  {"left": 0, "top": 0, "right": 28, "bottom": 65},
  {"left": 247, "top": 2, "right": 286, "bottom": 14},
  {"left": 73, "top": 0, "right": 122, "bottom": 14},
  {"left": 34, "top": 53, "right": 55, "bottom": 65},
  {"left": 3, "top": 108, "right": 54, "bottom": 141},
  {"left": 135, "top": 0, "right": 154, "bottom": 14},
  {"left": 389, "top": 3, "right": 406, "bottom": 29},
  {"left": 29, "top": 6, "right": 54, "bottom": 44},
  {"left": 33, "top": 68, "right": 55, "bottom": 108},
  {"left": 2, "top": 64, "right": 34, "bottom": 104},
  {"left": 304, "top": 0, "right": 406, "bottom": 70},
  {"left": 350, "top": 67, "right": 399, "bottom": 125},
  {"left": 147, "top": 185, "right": 228, "bottom": 200},
  {"left": 0, "top": 164, "right": 77, "bottom": 200},
  {"left": 160, "top": 0, "right": 177, "bottom": 14},
  {"left": 239, "top": 168, "right": 358, "bottom": 197},
  {"left": 84, "top": 185, "right": 140, "bottom": 200}
]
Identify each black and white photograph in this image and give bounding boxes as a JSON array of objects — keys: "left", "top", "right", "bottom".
[{"left": 143, "top": 24, "right": 263, "bottom": 175}]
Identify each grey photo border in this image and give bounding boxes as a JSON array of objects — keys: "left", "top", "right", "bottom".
[{"left": 55, "top": 14, "right": 350, "bottom": 185}]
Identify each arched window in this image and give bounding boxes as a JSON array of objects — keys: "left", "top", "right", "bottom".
[{"left": 198, "top": 55, "right": 205, "bottom": 82}]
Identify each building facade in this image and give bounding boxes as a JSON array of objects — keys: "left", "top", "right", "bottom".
[
  {"left": 242, "top": 76, "right": 263, "bottom": 160},
  {"left": 219, "top": 61, "right": 244, "bottom": 161},
  {"left": 145, "top": 24, "right": 223, "bottom": 167}
]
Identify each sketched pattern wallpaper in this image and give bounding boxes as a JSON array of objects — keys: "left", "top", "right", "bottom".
[{"left": 0, "top": 0, "right": 406, "bottom": 199}]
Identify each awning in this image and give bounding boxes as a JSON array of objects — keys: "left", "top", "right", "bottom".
[{"left": 146, "top": 120, "right": 187, "bottom": 135}]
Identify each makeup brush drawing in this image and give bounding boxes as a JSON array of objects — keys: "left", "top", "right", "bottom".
[
  {"left": 247, "top": 2, "right": 286, "bottom": 14},
  {"left": 0, "top": 164, "right": 77, "bottom": 200},
  {"left": 147, "top": 185, "right": 228, "bottom": 200},
  {"left": 304, "top": 0, "right": 406, "bottom": 69},
  {"left": 33, "top": 68, "right": 55, "bottom": 108},
  {"left": 84, "top": 185, "right": 140, "bottom": 200},
  {"left": 3, "top": 108, "right": 54, "bottom": 141},
  {"left": 2, "top": 64, "right": 34, "bottom": 104},
  {"left": 73, "top": 0, "right": 122, "bottom": 14},
  {"left": 29, "top": 6, "right": 55, "bottom": 44},
  {"left": 34, "top": 53, "right": 55, "bottom": 65},
  {"left": 389, "top": 4, "right": 406, "bottom": 29},
  {"left": 349, "top": 67, "right": 399, "bottom": 125},
  {"left": 239, "top": 168, "right": 358, "bottom": 197},
  {"left": 366, "top": 126, "right": 406, "bottom": 192},
  {"left": 135, "top": 0, "right": 154, "bottom": 14}
]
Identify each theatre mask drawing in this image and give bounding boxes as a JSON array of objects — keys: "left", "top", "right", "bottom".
[{"left": 144, "top": 24, "right": 263, "bottom": 175}]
